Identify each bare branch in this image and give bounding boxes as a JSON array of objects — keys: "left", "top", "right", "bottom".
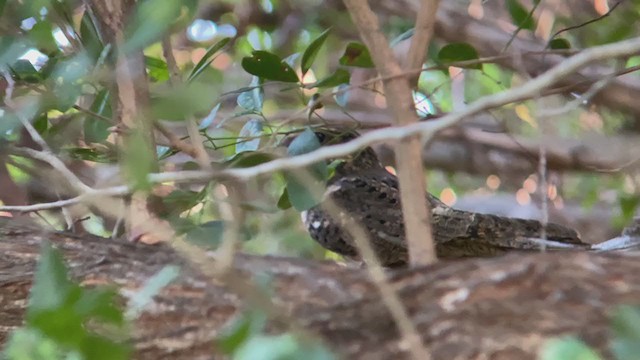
[
  {"left": 343, "top": 0, "right": 434, "bottom": 356},
  {"left": 9, "top": 147, "right": 93, "bottom": 194},
  {"left": 406, "top": 0, "right": 440, "bottom": 86},
  {"left": 0, "top": 186, "right": 128, "bottom": 212},
  {"left": 154, "top": 121, "right": 200, "bottom": 158},
  {"left": 344, "top": 0, "right": 437, "bottom": 269},
  {"left": 161, "top": 36, "right": 212, "bottom": 171}
]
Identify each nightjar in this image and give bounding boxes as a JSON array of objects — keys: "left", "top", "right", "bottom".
[{"left": 299, "top": 129, "right": 588, "bottom": 267}]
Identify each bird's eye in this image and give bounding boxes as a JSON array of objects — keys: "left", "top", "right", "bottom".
[{"left": 315, "top": 132, "right": 327, "bottom": 144}]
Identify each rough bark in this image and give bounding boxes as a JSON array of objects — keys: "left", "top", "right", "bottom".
[{"left": 2, "top": 218, "right": 640, "bottom": 359}]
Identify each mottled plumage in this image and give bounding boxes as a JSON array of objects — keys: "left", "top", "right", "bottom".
[{"left": 300, "top": 129, "right": 587, "bottom": 267}]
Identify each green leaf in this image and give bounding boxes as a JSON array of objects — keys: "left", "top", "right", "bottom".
[
  {"left": 185, "top": 220, "right": 251, "bottom": 249},
  {"left": 218, "top": 311, "right": 267, "bottom": 354},
  {"left": 22, "top": 243, "right": 129, "bottom": 360},
  {"left": 199, "top": 103, "right": 220, "bottom": 129},
  {"left": 236, "top": 77, "right": 263, "bottom": 112},
  {"left": 150, "top": 82, "right": 217, "bottom": 121},
  {"left": 124, "top": 0, "right": 182, "bottom": 53},
  {"left": 338, "top": 42, "right": 374, "bottom": 68},
  {"left": 65, "top": 147, "right": 118, "bottom": 163},
  {"left": 122, "top": 129, "right": 156, "bottom": 191},
  {"left": 236, "top": 118, "right": 264, "bottom": 153},
  {"left": 612, "top": 338, "right": 640, "bottom": 360},
  {"left": 33, "top": 114, "right": 48, "bottom": 134},
  {"left": 145, "top": 56, "right": 169, "bottom": 82},
  {"left": 549, "top": 38, "right": 571, "bottom": 49},
  {"left": 540, "top": 337, "right": 601, "bottom": 360},
  {"left": 619, "top": 195, "right": 640, "bottom": 225},
  {"left": 307, "top": 68, "right": 350, "bottom": 88},
  {"left": 28, "top": 242, "right": 73, "bottom": 313},
  {"left": 285, "top": 128, "right": 327, "bottom": 211},
  {"left": 226, "top": 151, "right": 276, "bottom": 168},
  {"left": 10, "top": 59, "right": 42, "bottom": 83},
  {"left": 159, "top": 189, "right": 206, "bottom": 217},
  {"left": 437, "top": 43, "right": 481, "bottom": 69},
  {"left": 3, "top": 328, "right": 63, "bottom": 359},
  {"left": 234, "top": 334, "right": 336, "bottom": 360},
  {"left": 79, "top": 335, "right": 129, "bottom": 360},
  {"left": 83, "top": 90, "right": 112, "bottom": 143},
  {"left": 127, "top": 266, "right": 180, "bottom": 317},
  {"left": 80, "top": 10, "right": 104, "bottom": 61},
  {"left": 277, "top": 188, "right": 292, "bottom": 210},
  {"left": 242, "top": 51, "right": 299, "bottom": 83},
  {"left": 188, "top": 37, "right": 231, "bottom": 82},
  {"left": 184, "top": 221, "right": 252, "bottom": 248},
  {"left": 47, "top": 53, "right": 92, "bottom": 111},
  {"left": 185, "top": 220, "right": 226, "bottom": 247},
  {"left": 612, "top": 305, "right": 640, "bottom": 339},
  {"left": 0, "top": 112, "right": 20, "bottom": 139},
  {"left": 28, "top": 21, "right": 58, "bottom": 54},
  {"left": 301, "top": 28, "right": 331, "bottom": 75},
  {"left": 506, "top": 0, "right": 535, "bottom": 31}
]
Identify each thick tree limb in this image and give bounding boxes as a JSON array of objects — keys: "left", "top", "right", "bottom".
[{"left": 2, "top": 219, "right": 640, "bottom": 359}]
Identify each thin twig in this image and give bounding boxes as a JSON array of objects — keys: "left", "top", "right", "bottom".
[
  {"left": 162, "top": 36, "right": 212, "bottom": 170},
  {"left": 548, "top": 1, "right": 621, "bottom": 46},
  {"left": 0, "top": 186, "right": 128, "bottom": 212},
  {"left": 9, "top": 147, "right": 93, "bottom": 194},
  {"left": 154, "top": 121, "right": 200, "bottom": 158}
]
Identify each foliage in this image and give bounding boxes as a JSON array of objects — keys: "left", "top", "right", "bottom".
[
  {"left": 541, "top": 305, "right": 640, "bottom": 360},
  {"left": 218, "top": 310, "right": 336, "bottom": 360},
  {"left": 2, "top": 243, "right": 130, "bottom": 360}
]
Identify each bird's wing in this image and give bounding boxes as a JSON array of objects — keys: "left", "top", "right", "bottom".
[
  {"left": 431, "top": 205, "right": 588, "bottom": 249},
  {"left": 325, "top": 172, "right": 407, "bottom": 248}
]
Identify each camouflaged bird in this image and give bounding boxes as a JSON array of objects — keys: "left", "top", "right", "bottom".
[{"left": 299, "top": 129, "right": 588, "bottom": 267}]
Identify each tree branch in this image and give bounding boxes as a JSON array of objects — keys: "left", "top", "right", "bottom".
[
  {"left": 405, "top": 0, "right": 440, "bottom": 87},
  {"left": 344, "top": 0, "right": 437, "bottom": 270}
]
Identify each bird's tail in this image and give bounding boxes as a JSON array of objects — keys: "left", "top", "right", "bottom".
[
  {"left": 433, "top": 206, "right": 585, "bottom": 248},
  {"left": 591, "top": 236, "right": 640, "bottom": 252}
]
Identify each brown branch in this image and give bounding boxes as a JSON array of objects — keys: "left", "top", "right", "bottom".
[
  {"left": 86, "top": 0, "right": 158, "bottom": 239},
  {"left": 343, "top": 0, "right": 437, "bottom": 269},
  {"left": 405, "top": 0, "right": 440, "bottom": 87},
  {"left": 343, "top": 1, "right": 435, "bottom": 358},
  {"left": 153, "top": 121, "right": 200, "bottom": 158},
  {"left": 161, "top": 36, "right": 212, "bottom": 171}
]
